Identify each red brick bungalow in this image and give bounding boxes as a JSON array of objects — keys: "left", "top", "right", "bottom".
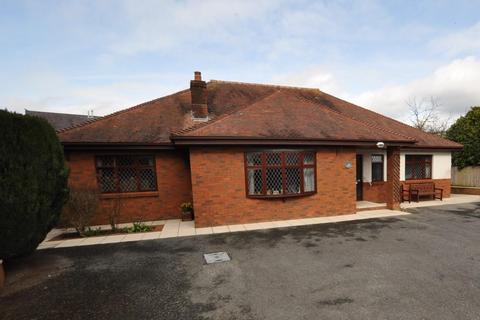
[{"left": 58, "top": 72, "right": 462, "bottom": 227}]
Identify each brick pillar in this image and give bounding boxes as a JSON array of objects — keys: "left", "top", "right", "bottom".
[{"left": 386, "top": 147, "right": 401, "bottom": 210}]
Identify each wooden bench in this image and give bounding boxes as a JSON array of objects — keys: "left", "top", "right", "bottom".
[{"left": 402, "top": 182, "right": 443, "bottom": 203}]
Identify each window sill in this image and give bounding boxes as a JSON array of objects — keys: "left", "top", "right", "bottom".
[
  {"left": 247, "top": 192, "right": 316, "bottom": 200},
  {"left": 100, "top": 191, "right": 159, "bottom": 199}
]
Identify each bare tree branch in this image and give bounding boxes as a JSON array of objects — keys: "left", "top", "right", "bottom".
[{"left": 407, "top": 96, "right": 451, "bottom": 136}]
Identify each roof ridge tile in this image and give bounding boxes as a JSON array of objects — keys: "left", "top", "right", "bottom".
[{"left": 209, "top": 79, "right": 320, "bottom": 92}]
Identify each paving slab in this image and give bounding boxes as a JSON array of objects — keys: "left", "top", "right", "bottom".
[
  {"left": 37, "top": 241, "right": 63, "bottom": 249},
  {"left": 150, "top": 220, "right": 166, "bottom": 226},
  {"left": 228, "top": 224, "right": 246, "bottom": 232},
  {"left": 195, "top": 227, "right": 213, "bottom": 235},
  {"left": 179, "top": 220, "right": 195, "bottom": 228},
  {"left": 270, "top": 220, "right": 292, "bottom": 228},
  {"left": 178, "top": 221, "right": 195, "bottom": 236},
  {"left": 243, "top": 222, "right": 269, "bottom": 231},
  {"left": 159, "top": 233, "right": 178, "bottom": 239},
  {"left": 165, "top": 219, "right": 182, "bottom": 225},
  {"left": 400, "top": 194, "right": 480, "bottom": 209},
  {"left": 212, "top": 226, "right": 230, "bottom": 234},
  {"left": 43, "top": 229, "right": 64, "bottom": 241},
  {"left": 54, "top": 239, "right": 86, "bottom": 248},
  {"left": 81, "top": 237, "right": 107, "bottom": 246},
  {"left": 141, "top": 232, "right": 161, "bottom": 240},
  {"left": 160, "top": 220, "right": 180, "bottom": 238},
  {"left": 100, "top": 235, "right": 126, "bottom": 244},
  {"left": 178, "top": 228, "right": 196, "bottom": 237},
  {"left": 284, "top": 219, "right": 307, "bottom": 226},
  {"left": 122, "top": 234, "right": 145, "bottom": 242}
]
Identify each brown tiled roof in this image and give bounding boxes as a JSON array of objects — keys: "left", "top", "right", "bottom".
[
  {"left": 58, "top": 81, "right": 286, "bottom": 144},
  {"left": 305, "top": 91, "right": 462, "bottom": 149},
  {"left": 58, "top": 80, "right": 462, "bottom": 149},
  {"left": 58, "top": 90, "right": 191, "bottom": 144},
  {"left": 25, "top": 109, "right": 100, "bottom": 131},
  {"left": 173, "top": 90, "right": 414, "bottom": 143}
]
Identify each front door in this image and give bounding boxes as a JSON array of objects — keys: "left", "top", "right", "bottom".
[{"left": 356, "top": 155, "right": 363, "bottom": 201}]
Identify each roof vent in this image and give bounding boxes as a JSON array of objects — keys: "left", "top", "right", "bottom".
[{"left": 190, "top": 71, "right": 209, "bottom": 121}]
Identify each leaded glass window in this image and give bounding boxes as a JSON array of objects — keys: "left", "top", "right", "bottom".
[
  {"left": 245, "top": 151, "right": 316, "bottom": 198},
  {"left": 371, "top": 154, "right": 384, "bottom": 182},
  {"left": 405, "top": 155, "right": 432, "bottom": 180},
  {"left": 96, "top": 155, "right": 157, "bottom": 193}
]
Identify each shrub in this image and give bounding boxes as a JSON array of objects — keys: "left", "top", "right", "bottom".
[
  {"left": 83, "top": 227, "right": 102, "bottom": 237},
  {"left": 122, "top": 221, "right": 153, "bottom": 233},
  {"left": 105, "top": 196, "right": 123, "bottom": 231},
  {"left": 0, "top": 110, "right": 69, "bottom": 260},
  {"left": 61, "top": 187, "right": 100, "bottom": 236}
]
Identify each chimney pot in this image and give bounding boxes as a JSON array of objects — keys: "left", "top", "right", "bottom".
[{"left": 194, "top": 71, "right": 202, "bottom": 81}]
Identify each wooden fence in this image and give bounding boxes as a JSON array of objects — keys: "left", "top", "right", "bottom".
[{"left": 451, "top": 166, "right": 480, "bottom": 187}]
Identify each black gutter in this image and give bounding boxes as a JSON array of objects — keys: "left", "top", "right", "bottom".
[{"left": 170, "top": 136, "right": 417, "bottom": 147}]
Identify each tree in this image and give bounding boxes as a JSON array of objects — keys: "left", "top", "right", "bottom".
[
  {"left": 0, "top": 110, "right": 69, "bottom": 260},
  {"left": 61, "top": 187, "right": 99, "bottom": 236},
  {"left": 408, "top": 96, "right": 451, "bottom": 135},
  {"left": 106, "top": 195, "right": 123, "bottom": 232},
  {"left": 445, "top": 106, "right": 480, "bottom": 169}
]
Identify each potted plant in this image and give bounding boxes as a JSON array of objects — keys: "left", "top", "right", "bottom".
[{"left": 180, "top": 202, "right": 194, "bottom": 221}]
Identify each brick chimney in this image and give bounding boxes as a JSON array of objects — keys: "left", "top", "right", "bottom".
[{"left": 190, "top": 71, "right": 208, "bottom": 119}]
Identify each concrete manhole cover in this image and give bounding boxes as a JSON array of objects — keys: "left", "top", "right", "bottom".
[{"left": 203, "top": 252, "right": 231, "bottom": 264}]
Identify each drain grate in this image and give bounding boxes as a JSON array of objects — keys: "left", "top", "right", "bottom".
[{"left": 204, "top": 252, "right": 231, "bottom": 264}]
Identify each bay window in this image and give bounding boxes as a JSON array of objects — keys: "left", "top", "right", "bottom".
[{"left": 245, "top": 151, "right": 316, "bottom": 198}]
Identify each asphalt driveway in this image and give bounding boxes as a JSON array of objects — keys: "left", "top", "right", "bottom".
[{"left": 2, "top": 202, "right": 480, "bottom": 320}]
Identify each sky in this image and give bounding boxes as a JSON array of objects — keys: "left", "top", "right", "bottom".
[{"left": 1, "top": 0, "right": 480, "bottom": 125}]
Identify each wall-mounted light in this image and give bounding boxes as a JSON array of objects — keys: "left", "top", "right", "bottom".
[{"left": 376, "top": 141, "right": 385, "bottom": 149}]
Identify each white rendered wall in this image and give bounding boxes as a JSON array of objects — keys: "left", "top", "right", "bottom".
[
  {"left": 399, "top": 151, "right": 451, "bottom": 181},
  {"left": 357, "top": 149, "right": 387, "bottom": 183}
]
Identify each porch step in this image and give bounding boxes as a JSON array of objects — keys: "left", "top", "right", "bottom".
[
  {"left": 356, "top": 205, "right": 387, "bottom": 212},
  {"left": 356, "top": 201, "right": 387, "bottom": 212}
]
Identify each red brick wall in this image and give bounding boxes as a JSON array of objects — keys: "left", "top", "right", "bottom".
[
  {"left": 66, "top": 150, "right": 192, "bottom": 225},
  {"left": 362, "top": 179, "right": 451, "bottom": 203},
  {"left": 190, "top": 147, "right": 357, "bottom": 227},
  {"left": 401, "top": 179, "right": 451, "bottom": 198},
  {"left": 363, "top": 182, "right": 387, "bottom": 203},
  {"left": 451, "top": 186, "right": 480, "bottom": 195}
]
